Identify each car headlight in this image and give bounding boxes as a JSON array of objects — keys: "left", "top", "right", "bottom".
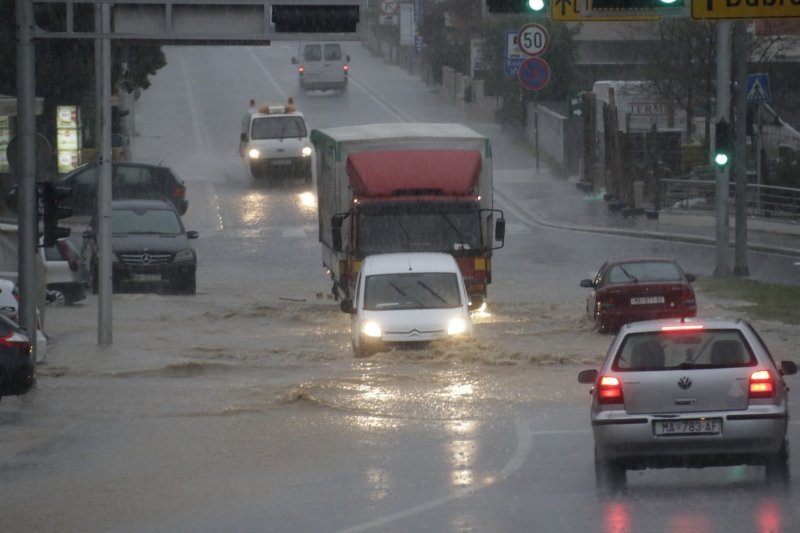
[
  {"left": 447, "top": 317, "right": 467, "bottom": 336},
  {"left": 248, "top": 148, "right": 260, "bottom": 159},
  {"left": 174, "top": 249, "right": 195, "bottom": 262},
  {"left": 301, "top": 146, "right": 313, "bottom": 157},
  {"left": 362, "top": 321, "right": 382, "bottom": 338}
]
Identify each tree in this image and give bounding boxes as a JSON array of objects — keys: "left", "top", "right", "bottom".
[
  {"left": 417, "top": 2, "right": 579, "bottom": 126},
  {"left": 0, "top": 0, "right": 165, "bottom": 150},
  {"left": 626, "top": 19, "right": 717, "bottom": 150}
]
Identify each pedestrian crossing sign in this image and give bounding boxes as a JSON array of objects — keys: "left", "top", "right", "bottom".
[{"left": 746, "top": 74, "right": 770, "bottom": 103}]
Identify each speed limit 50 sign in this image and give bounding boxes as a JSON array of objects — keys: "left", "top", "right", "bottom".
[{"left": 517, "top": 23, "right": 549, "bottom": 57}]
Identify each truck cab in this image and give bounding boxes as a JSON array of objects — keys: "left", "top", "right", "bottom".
[{"left": 239, "top": 99, "right": 314, "bottom": 183}]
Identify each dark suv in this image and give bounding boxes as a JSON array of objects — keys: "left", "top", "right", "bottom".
[
  {"left": 61, "top": 162, "right": 189, "bottom": 216},
  {"left": 82, "top": 200, "right": 198, "bottom": 294}
]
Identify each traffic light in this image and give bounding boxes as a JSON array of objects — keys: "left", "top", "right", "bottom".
[
  {"left": 713, "top": 119, "right": 732, "bottom": 168},
  {"left": 40, "top": 182, "right": 73, "bottom": 247},
  {"left": 486, "top": 0, "right": 547, "bottom": 13},
  {"left": 591, "top": 0, "right": 684, "bottom": 9}
]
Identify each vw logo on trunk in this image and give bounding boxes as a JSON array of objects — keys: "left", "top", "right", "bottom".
[{"left": 678, "top": 376, "right": 692, "bottom": 390}]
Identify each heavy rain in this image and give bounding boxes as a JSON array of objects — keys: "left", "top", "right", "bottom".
[{"left": 2, "top": 1, "right": 800, "bottom": 531}]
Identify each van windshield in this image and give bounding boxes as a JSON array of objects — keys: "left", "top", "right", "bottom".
[
  {"left": 251, "top": 116, "right": 307, "bottom": 140},
  {"left": 364, "top": 272, "right": 462, "bottom": 311}
]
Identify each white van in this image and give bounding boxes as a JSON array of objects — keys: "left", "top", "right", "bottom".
[
  {"left": 341, "top": 252, "right": 473, "bottom": 357},
  {"left": 239, "top": 99, "right": 314, "bottom": 182},
  {"left": 292, "top": 42, "right": 350, "bottom": 92}
]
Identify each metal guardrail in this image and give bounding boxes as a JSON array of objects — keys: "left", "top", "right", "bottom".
[{"left": 661, "top": 178, "right": 800, "bottom": 223}]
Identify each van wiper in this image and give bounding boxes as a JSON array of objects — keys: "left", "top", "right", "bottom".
[
  {"left": 417, "top": 281, "right": 447, "bottom": 303},
  {"left": 389, "top": 282, "right": 426, "bottom": 308}
]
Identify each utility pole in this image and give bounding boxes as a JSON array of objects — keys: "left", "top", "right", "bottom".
[
  {"left": 714, "top": 21, "right": 732, "bottom": 278},
  {"left": 732, "top": 20, "right": 750, "bottom": 277},
  {"left": 15, "top": 0, "right": 39, "bottom": 362}
]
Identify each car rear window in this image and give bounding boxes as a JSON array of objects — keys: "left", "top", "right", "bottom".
[
  {"left": 324, "top": 44, "right": 342, "bottom": 61},
  {"left": 607, "top": 261, "right": 682, "bottom": 283},
  {"left": 303, "top": 44, "right": 321, "bottom": 61},
  {"left": 613, "top": 330, "right": 755, "bottom": 371}
]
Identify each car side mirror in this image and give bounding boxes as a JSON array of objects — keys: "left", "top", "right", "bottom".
[
  {"left": 240, "top": 132, "right": 248, "bottom": 143},
  {"left": 685, "top": 273, "right": 696, "bottom": 282},
  {"left": 291, "top": 57, "right": 298, "bottom": 64},
  {"left": 780, "top": 360, "right": 798, "bottom": 376},
  {"left": 578, "top": 369, "right": 598, "bottom": 384},
  {"left": 579, "top": 279, "right": 594, "bottom": 288},
  {"left": 346, "top": 55, "right": 351, "bottom": 62},
  {"left": 186, "top": 230, "right": 199, "bottom": 240},
  {"left": 340, "top": 299, "right": 354, "bottom": 314},
  {"left": 82, "top": 229, "right": 94, "bottom": 240}
]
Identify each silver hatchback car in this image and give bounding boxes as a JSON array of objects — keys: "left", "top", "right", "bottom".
[{"left": 578, "top": 317, "right": 798, "bottom": 492}]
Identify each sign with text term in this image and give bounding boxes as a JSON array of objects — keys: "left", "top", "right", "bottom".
[{"left": 693, "top": 0, "right": 800, "bottom": 20}]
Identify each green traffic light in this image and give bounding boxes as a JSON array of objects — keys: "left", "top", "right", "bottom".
[
  {"left": 528, "top": 0, "right": 546, "bottom": 10},
  {"left": 714, "top": 153, "right": 729, "bottom": 167}
]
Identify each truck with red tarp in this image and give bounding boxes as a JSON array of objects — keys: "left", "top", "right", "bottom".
[{"left": 310, "top": 123, "right": 505, "bottom": 309}]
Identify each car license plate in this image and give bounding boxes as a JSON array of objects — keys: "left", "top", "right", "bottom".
[
  {"left": 270, "top": 160, "right": 292, "bottom": 166},
  {"left": 133, "top": 273, "right": 162, "bottom": 282},
  {"left": 631, "top": 296, "right": 665, "bottom": 305},
  {"left": 653, "top": 418, "right": 721, "bottom": 436}
]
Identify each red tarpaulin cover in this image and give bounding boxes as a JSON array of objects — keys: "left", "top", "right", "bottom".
[{"left": 346, "top": 149, "right": 482, "bottom": 197}]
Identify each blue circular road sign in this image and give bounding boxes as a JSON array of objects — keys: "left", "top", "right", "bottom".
[{"left": 517, "top": 57, "right": 551, "bottom": 92}]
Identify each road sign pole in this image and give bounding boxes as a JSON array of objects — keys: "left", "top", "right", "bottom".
[{"left": 714, "top": 20, "right": 732, "bottom": 278}]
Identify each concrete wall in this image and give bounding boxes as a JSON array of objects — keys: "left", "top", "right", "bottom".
[{"left": 526, "top": 102, "right": 583, "bottom": 175}]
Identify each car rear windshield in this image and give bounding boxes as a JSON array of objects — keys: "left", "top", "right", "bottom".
[
  {"left": 364, "top": 272, "right": 462, "bottom": 311},
  {"left": 612, "top": 330, "right": 755, "bottom": 371},
  {"left": 607, "top": 261, "right": 681, "bottom": 283}
]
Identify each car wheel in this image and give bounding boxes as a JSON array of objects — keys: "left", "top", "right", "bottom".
[
  {"left": 765, "top": 440, "right": 790, "bottom": 488},
  {"left": 249, "top": 162, "right": 264, "bottom": 180},
  {"left": 353, "top": 336, "right": 376, "bottom": 358},
  {"left": 594, "top": 450, "right": 626, "bottom": 494},
  {"left": 47, "top": 289, "right": 66, "bottom": 306}
]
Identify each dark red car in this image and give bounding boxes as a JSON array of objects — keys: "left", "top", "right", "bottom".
[{"left": 580, "top": 257, "right": 697, "bottom": 333}]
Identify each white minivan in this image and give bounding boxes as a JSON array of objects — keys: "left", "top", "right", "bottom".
[
  {"left": 292, "top": 42, "right": 350, "bottom": 92},
  {"left": 340, "top": 253, "right": 473, "bottom": 357}
]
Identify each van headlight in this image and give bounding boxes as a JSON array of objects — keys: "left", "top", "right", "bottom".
[
  {"left": 447, "top": 317, "right": 467, "bottom": 336},
  {"left": 362, "top": 321, "right": 382, "bottom": 338},
  {"left": 301, "top": 146, "right": 313, "bottom": 157},
  {"left": 248, "top": 148, "right": 260, "bottom": 159}
]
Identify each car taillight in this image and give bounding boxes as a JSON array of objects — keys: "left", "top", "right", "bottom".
[
  {"left": 680, "top": 286, "right": 696, "bottom": 306},
  {"left": 298, "top": 66, "right": 304, "bottom": 74},
  {"left": 0, "top": 331, "right": 31, "bottom": 353},
  {"left": 597, "top": 376, "right": 624, "bottom": 405},
  {"left": 343, "top": 64, "right": 349, "bottom": 71},
  {"left": 749, "top": 370, "right": 775, "bottom": 399},
  {"left": 172, "top": 184, "right": 186, "bottom": 200},
  {"left": 57, "top": 240, "right": 80, "bottom": 272}
]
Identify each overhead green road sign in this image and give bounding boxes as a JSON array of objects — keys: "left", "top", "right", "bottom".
[{"left": 693, "top": 0, "right": 800, "bottom": 20}]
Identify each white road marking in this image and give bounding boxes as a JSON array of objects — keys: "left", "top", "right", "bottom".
[{"left": 336, "top": 417, "right": 532, "bottom": 533}]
